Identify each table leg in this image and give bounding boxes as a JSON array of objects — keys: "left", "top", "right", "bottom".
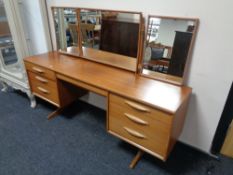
[
  {"left": 129, "top": 150, "right": 144, "bottom": 169},
  {"left": 47, "top": 107, "right": 64, "bottom": 120}
]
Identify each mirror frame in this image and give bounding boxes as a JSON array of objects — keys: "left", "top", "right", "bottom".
[
  {"left": 51, "top": 7, "right": 144, "bottom": 73},
  {"left": 139, "top": 15, "right": 199, "bottom": 85}
]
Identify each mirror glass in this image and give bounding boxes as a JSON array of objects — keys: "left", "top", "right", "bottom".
[
  {"left": 0, "top": 1, "right": 18, "bottom": 66},
  {"left": 52, "top": 7, "right": 142, "bottom": 72},
  {"left": 80, "top": 10, "right": 140, "bottom": 57},
  {"left": 80, "top": 9, "right": 101, "bottom": 50},
  {"left": 142, "top": 16, "right": 198, "bottom": 84},
  {"left": 53, "top": 8, "right": 78, "bottom": 53}
]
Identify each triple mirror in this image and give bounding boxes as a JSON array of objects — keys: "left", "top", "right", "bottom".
[
  {"left": 53, "top": 7, "right": 142, "bottom": 72},
  {"left": 142, "top": 16, "right": 198, "bottom": 85},
  {"left": 52, "top": 8, "right": 198, "bottom": 85}
]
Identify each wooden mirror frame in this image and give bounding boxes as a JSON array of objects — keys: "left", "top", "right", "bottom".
[
  {"left": 51, "top": 7, "right": 144, "bottom": 73},
  {"left": 139, "top": 15, "right": 199, "bottom": 85}
]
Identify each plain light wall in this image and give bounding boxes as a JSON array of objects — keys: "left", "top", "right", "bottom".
[
  {"left": 19, "top": 0, "right": 48, "bottom": 55},
  {"left": 45, "top": 0, "right": 233, "bottom": 153},
  {"left": 157, "top": 19, "right": 188, "bottom": 46}
]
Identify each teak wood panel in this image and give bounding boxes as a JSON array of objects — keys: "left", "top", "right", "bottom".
[
  {"left": 24, "top": 51, "right": 192, "bottom": 162},
  {"left": 108, "top": 94, "right": 172, "bottom": 159},
  {"left": 110, "top": 93, "right": 173, "bottom": 125},
  {"left": 61, "top": 46, "right": 137, "bottom": 72},
  {"left": 57, "top": 80, "right": 88, "bottom": 107},
  {"left": 25, "top": 62, "right": 56, "bottom": 81},
  {"left": 142, "top": 69, "right": 183, "bottom": 85},
  {"left": 221, "top": 119, "right": 233, "bottom": 158},
  {"left": 24, "top": 51, "right": 192, "bottom": 114},
  {"left": 26, "top": 64, "right": 87, "bottom": 108},
  {"left": 57, "top": 74, "right": 108, "bottom": 97},
  {"left": 167, "top": 94, "right": 191, "bottom": 156},
  {"left": 28, "top": 72, "right": 57, "bottom": 90},
  {"left": 28, "top": 72, "right": 60, "bottom": 106}
]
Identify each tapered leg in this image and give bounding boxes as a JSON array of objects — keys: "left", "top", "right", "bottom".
[
  {"left": 26, "top": 91, "right": 36, "bottom": 108},
  {"left": 1, "top": 81, "right": 8, "bottom": 92},
  {"left": 129, "top": 150, "right": 144, "bottom": 169},
  {"left": 47, "top": 108, "right": 64, "bottom": 120}
]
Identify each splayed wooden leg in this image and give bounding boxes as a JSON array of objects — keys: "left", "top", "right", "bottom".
[
  {"left": 47, "top": 107, "right": 64, "bottom": 120},
  {"left": 129, "top": 150, "right": 144, "bottom": 169}
]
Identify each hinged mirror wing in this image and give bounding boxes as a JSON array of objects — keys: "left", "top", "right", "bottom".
[{"left": 141, "top": 15, "right": 199, "bottom": 85}]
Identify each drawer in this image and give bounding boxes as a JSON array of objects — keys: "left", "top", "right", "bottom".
[
  {"left": 108, "top": 94, "right": 172, "bottom": 158},
  {"left": 29, "top": 74, "right": 59, "bottom": 106},
  {"left": 25, "top": 62, "right": 56, "bottom": 80},
  {"left": 109, "top": 94, "right": 172, "bottom": 125}
]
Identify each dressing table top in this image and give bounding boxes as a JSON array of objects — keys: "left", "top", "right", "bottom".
[{"left": 24, "top": 51, "right": 191, "bottom": 114}]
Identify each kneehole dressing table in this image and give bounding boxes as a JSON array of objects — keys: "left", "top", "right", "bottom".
[
  {"left": 23, "top": 7, "right": 198, "bottom": 169},
  {"left": 24, "top": 51, "right": 191, "bottom": 168}
]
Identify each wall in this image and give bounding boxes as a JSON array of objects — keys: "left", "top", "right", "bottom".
[
  {"left": 45, "top": 0, "right": 233, "bottom": 153},
  {"left": 18, "top": 0, "right": 49, "bottom": 55},
  {"left": 157, "top": 19, "right": 188, "bottom": 46}
]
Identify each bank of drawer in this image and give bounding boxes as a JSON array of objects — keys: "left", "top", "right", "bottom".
[
  {"left": 108, "top": 102, "right": 170, "bottom": 159},
  {"left": 25, "top": 62, "right": 56, "bottom": 80},
  {"left": 28, "top": 72, "right": 57, "bottom": 89},
  {"left": 30, "top": 78, "right": 59, "bottom": 106},
  {"left": 109, "top": 94, "right": 172, "bottom": 125}
]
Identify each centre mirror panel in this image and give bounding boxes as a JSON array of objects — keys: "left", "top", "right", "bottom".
[
  {"left": 52, "top": 7, "right": 142, "bottom": 72},
  {"left": 142, "top": 16, "right": 198, "bottom": 85}
]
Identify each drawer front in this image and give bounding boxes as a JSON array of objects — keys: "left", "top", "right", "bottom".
[
  {"left": 29, "top": 72, "right": 59, "bottom": 106},
  {"left": 108, "top": 94, "right": 172, "bottom": 158},
  {"left": 25, "top": 62, "right": 56, "bottom": 80},
  {"left": 110, "top": 94, "right": 172, "bottom": 125}
]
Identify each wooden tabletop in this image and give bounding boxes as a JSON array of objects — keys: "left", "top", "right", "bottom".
[
  {"left": 24, "top": 51, "right": 192, "bottom": 114},
  {"left": 60, "top": 46, "right": 137, "bottom": 72}
]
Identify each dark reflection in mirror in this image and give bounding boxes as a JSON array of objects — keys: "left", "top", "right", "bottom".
[
  {"left": 99, "top": 12, "right": 140, "bottom": 57},
  {"left": 143, "top": 16, "right": 197, "bottom": 79},
  {"left": 53, "top": 8, "right": 78, "bottom": 51},
  {"left": 80, "top": 10, "right": 140, "bottom": 57}
]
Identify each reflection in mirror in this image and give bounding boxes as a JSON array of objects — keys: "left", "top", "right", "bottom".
[
  {"left": 53, "top": 8, "right": 78, "bottom": 51},
  {"left": 142, "top": 16, "right": 198, "bottom": 84},
  {"left": 80, "top": 10, "right": 140, "bottom": 58},
  {"left": 99, "top": 11, "right": 140, "bottom": 57},
  {"left": 0, "top": 2, "right": 18, "bottom": 66},
  {"left": 52, "top": 7, "right": 142, "bottom": 72},
  {"left": 80, "top": 9, "right": 101, "bottom": 49}
]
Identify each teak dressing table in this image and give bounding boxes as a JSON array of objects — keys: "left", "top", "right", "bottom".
[
  {"left": 24, "top": 51, "right": 191, "bottom": 168},
  {"left": 23, "top": 7, "right": 199, "bottom": 169}
]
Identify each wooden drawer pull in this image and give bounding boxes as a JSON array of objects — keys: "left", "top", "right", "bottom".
[
  {"left": 32, "top": 67, "right": 44, "bottom": 73},
  {"left": 125, "top": 101, "right": 150, "bottom": 112},
  {"left": 124, "top": 113, "right": 149, "bottom": 126},
  {"left": 123, "top": 127, "right": 146, "bottom": 139},
  {"left": 37, "top": 87, "right": 49, "bottom": 94},
  {"left": 35, "top": 76, "right": 48, "bottom": 83}
]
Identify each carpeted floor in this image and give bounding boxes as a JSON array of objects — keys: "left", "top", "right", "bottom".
[{"left": 0, "top": 88, "right": 233, "bottom": 175}]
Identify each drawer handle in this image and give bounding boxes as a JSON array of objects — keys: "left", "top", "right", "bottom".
[
  {"left": 124, "top": 113, "right": 149, "bottom": 126},
  {"left": 123, "top": 127, "right": 146, "bottom": 139},
  {"left": 32, "top": 67, "right": 44, "bottom": 73},
  {"left": 125, "top": 101, "right": 150, "bottom": 112},
  {"left": 35, "top": 76, "right": 48, "bottom": 83},
  {"left": 37, "top": 87, "right": 49, "bottom": 94}
]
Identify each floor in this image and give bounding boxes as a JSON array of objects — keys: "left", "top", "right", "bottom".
[{"left": 0, "top": 88, "right": 233, "bottom": 175}]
